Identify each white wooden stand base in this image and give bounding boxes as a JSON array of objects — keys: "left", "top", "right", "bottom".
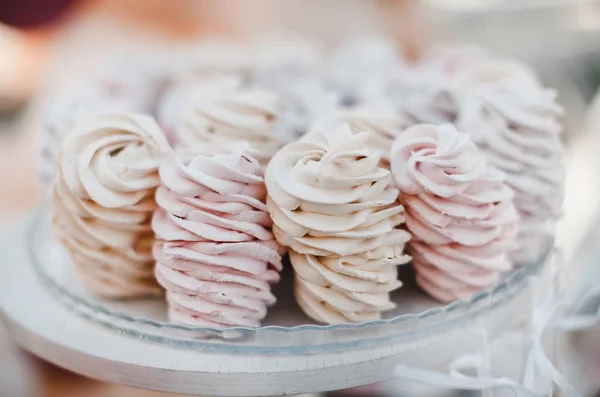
[{"left": 0, "top": 217, "right": 534, "bottom": 397}]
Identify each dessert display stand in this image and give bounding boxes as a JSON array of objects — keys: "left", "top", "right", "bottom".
[{"left": 0, "top": 210, "right": 590, "bottom": 397}]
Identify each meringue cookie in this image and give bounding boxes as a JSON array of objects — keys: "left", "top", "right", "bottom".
[
  {"left": 380, "top": 67, "right": 457, "bottom": 126},
  {"left": 39, "top": 56, "right": 167, "bottom": 190},
  {"left": 52, "top": 113, "right": 171, "bottom": 298},
  {"left": 455, "top": 69, "right": 563, "bottom": 263},
  {"left": 266, "top": 123, "right": 410, "bottom": 324},
  {"left": 292, "top": 229, "right": 409, "bottom": 324},
  {"left": 161, "top": 42, "right": 255, "bottom": 146},
  {"left": 153, "top": 146, "right": 283, "bottom": 328},
  {"left": 38, "top": 81, "right": 152, "bottom": 189},
  {"left": 174, "top": 77, "right": 283, "bottom": 164},
  {"left": 375, "top": 46, "right": 535, "bottom": 127},
  {"left": 374, "top": 47, "right": 473, "bottom": 125},
  {"left": 390, "top": 124, "right": 518, "bottom": 303},
  {"left": 324, "top": 109, "right": 413, "bottom": 166}
]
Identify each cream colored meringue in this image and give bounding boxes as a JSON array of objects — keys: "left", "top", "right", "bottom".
[
  {"left": 324, "top": 109, "right": 413, "bottom": 166},
  {"left": 38, "top": 83, "right": 151, "bottom": 189},
  {"left": 174, "top": 77, "right": 283, "bottom": 164},
  {"left": 455, "top": 70, "right": 564, "bottom": 263},
  {"left": 292, "top": 229, "right": 410, "bottom": 324},
  {"left": 52, "top": 113, "right": 171, "bottom": 298},
  {"left": 152, "top": 146, "right": 283, "bottom": 327},
  {"left": 390, "top": 124, "right": 518, "bottom": 302},
  {"left": 266, "top": 123, "right": 410, "bottom": 324}
]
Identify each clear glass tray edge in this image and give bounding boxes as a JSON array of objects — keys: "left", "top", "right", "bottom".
[{"left": 29, "top": 205, "right": 550, "bottom": 354}]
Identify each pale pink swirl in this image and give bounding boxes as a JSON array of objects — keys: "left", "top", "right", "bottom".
[
  {"left": 455, "top": 68, "right": 563, "bottom": 263},
  {"left": 390, "top": 124, "right": 518, "bottom": 302},
  {"left": 152, "top": 146, "right": 283, "bottom": 328}
]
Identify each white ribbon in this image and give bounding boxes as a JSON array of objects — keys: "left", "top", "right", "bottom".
[
  {"left": 394, "top": 356, "right": 536, "bottom": 396},
  {"left": 520, "top": 267, "right": 575, "bottom": 396},
  {"left": 554, "top": 283, "right": 600, "bottom": 331},
  {"left": 394, "top": 256, "right": 600, "bottom": 397}
]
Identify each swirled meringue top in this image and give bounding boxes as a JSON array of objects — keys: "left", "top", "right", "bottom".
[
  {"left": 391, "top": 124, "right": 517, "bottom": 249},
  {"left": 153, "top": 146, "right": 273, "bottom": 244},
  {"left": 175, "top": 76, "right": 283, "bottom": 163},
  {"left": 266, "top": 123, "right": 404, "bottom": 257},
  {"left": 59, "top": 113, "right": 171, "bottom": 211},
  {"left": 325, "top": 109, "right": 413, "bottom": 165},
  {"left": 55, "top": 113, "right": 171, "bottom": 253},
  {"left": 38, "top": 81, "right": 153, "bottom": 188},
  {"left": 391, "top": 124, "right": 485, "bottom": 197}
]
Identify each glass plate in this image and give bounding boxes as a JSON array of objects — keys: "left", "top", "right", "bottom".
[{"left": 29, "top": 206, "right": 549, "bottom": 354}]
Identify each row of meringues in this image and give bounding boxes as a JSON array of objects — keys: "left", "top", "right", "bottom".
[
  {"left": 47, "top": 41, "right": 564, "bottom": 326},
  {"left": 52, "top": 109, "right": 528, "bottom": 327}
]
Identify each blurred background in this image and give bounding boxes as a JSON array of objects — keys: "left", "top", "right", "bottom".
[{"left": 2, "top": 0, "right": 600, "bottom": 396}]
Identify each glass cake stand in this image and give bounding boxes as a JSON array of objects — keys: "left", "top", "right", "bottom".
[
  {"left": 0, "top": 207, "right": 551, "bottom": 396},
  {"left": 30, "top": 206, "right": 548, "bottom": 353}
]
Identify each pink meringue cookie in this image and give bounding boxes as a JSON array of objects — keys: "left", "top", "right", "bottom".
[
  {"left": 153, "top": 146, "right": 283, "bottom": 328},
  {"left": 266, "top": 123, "right": 410, "bottom": 324},
  {"left": 455, "top": 67, "right": 564, "bottom": 263},
  {"left": 378, "top": 46, "right": 538, "bottom": 129},
  {"left": 390, "top": 124, "right": 518, "bottom": 303},
  {"left": 52, "top": 113, "right": 172, "bottom": 298}
]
